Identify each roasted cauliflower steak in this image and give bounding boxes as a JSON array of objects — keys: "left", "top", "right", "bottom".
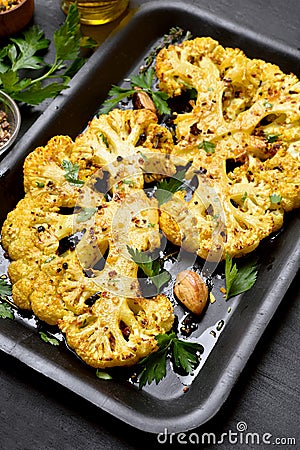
[
  {"left": 1, "top": 108, "right": 175, "bottom": 368},
  {"left": 156, "top": 37, "right": 300, "bottom": 259}
]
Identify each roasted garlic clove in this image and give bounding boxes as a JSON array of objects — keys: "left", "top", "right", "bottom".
[
  {"left": 174, "top": 270, "right": 208, "bottom": 315},
  {"left": 132, "top": 89, "right": 156, "bottom": 113}
]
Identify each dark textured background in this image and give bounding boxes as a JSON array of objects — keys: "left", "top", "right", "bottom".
[{"left": 1, "top": 1, "right": 299, "bottom": 448}]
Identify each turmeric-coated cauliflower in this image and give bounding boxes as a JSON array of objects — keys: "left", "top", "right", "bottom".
[
  {"left": 156, "top": 37, "right": 300, "bottom": 259},
  {"left": 1, "top": 108, "right": 175, "bottom": 368}
]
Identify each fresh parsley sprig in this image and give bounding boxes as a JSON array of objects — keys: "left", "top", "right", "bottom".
[
  {"left": 0, "top": 278, "right": 14, "bottom": 320},
  {"left": 99, "top": 67, "right": 170, "bottom": 115},
  {"left": 0, "top": 302, "right": 14, "bottom": 320},
  {"left": 127, "top": 246, "right": 170, "bottom": 292},
  {"left": 0, "top": 278, "right": 12, "bottom": 298},
  {"left": 155, "top": 168, "right": 186, "bottom": 205},
  {"left": 96, "top": 369, "right": 113, "bottom": 380},
  {"left": 225, "top": 254, "right": 258, "bottom": 300},
  {"left": 138, "top": 331, "right": 203, "bottom": 389},
  {"left": 0, "top": 4, "right": 96, "bottom": 105}
]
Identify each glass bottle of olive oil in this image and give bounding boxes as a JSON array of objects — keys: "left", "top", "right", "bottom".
[{"left": 61, "top": 0, "right": 129, "bottom": 25}]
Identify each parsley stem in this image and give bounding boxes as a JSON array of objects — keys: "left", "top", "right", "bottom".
[{"left": 28, "top": 57, "right": 63, "bottom": 86}]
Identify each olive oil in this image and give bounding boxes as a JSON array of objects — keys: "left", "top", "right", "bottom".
[{"left": 61, "top": 0, "right": 129, "bottom": 25}]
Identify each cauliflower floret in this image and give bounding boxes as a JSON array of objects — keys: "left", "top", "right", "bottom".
[
  {"left": 29, "top": 252, "right": 100, "bottom": 324},
  {"left": 1, "top": 192, "right": 76, "bottom": 261},
  {"left": 160, "top": 139, "right": 285, "bottom": 259},
  {"left": 58, "top": 293, "right": 174, "bottom": 368},
  {"left": 23, "top": 135, "right": 87, "bottom": 205},
  {"left": 73, "top": 108, "right": 175, "bottom": 180},
  {"left": 156, "top": 37, "right": 300, "bottom": 156}
]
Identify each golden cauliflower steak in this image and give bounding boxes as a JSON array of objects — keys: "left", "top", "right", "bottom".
[
  {"left": 1, "top": 108, "right": 175, "bottom": 368},
  {"left": 156, "top": 37, "right": 300, "bottom": 259}
]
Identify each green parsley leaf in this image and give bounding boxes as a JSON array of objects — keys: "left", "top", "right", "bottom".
[
  {"left": 138, "top": 331, "right": 202, "bottom": 388},
  {"left": 138, "top": 345, "right": 169, "bottom": 388},
  {"left": 44, "top": 255, "right": 56, "bottom": 264},
  {"left": 172, "top": 339, "right": 202, "bottom": 373},
  {"left": 61, "top": 160, "right": 84, "bottom": 185},
  {"left": 265, "top": 133, "right": 280, "bottom": 143},
  {"left": 12, "top": 79, "right": 70, "bottom": 105},
  {"left": 99, "top": 132, "right": 109, "bottom": 147},
  {"left": 54, "top": 3, "right": 82, "bottom": 61},
  {"left": 76, "top": 207, "right": 97, "bottom": 223},
  {"left": 127, "top": 246, "right": 171, "bottom": 292},
  {"left": 225, "top": 254, "right": 258, "bottom": 300},
  {"left": 130, "top": 69, "right": 153, "bottom": 90},
  {"left": 198, "top": 140, "right": 216, "bottom": 154},
  {"left": 9, "top": 26, "right": 49, "bottom": 72},
  {"left": 98, "top": 85, "right": 137, "bottom": 114},
  {"left": 0, "top": 302, "right": 14, "bottom": 320},
  {"left": 151, "top": 91, "right": 171, "bottom": 115},
  {"left": 263, "top": 101, "right": 273, "bottom": 109},
  {"left": 36, "top": 181, "right": 45, "bottom": 188},
  {"left": 0, "top": 278, "right": 12, "bottom": 298},
  {"left": 241, "top": 192, "right": 248, "bottom": 203},
  {"left": 96, "top": 369, "right": 113, "bottom": 380},
  {"left": 155, "top": 168, "right": 186, "bottom": 206},
  {"left": 154, "top": 270, "right": 172, "bottom": 292},
  {"left": 270, "top": 193, "right": 282, "bottom": 204},
  {"left": 39, "top": 331, "right": 60, "bottom": 346}
]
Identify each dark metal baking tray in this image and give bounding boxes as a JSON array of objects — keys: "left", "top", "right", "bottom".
[{"left": 0, "top": 0, "right": 300, "bottom": 433}]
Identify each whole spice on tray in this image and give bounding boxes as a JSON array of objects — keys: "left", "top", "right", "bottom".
[
  {"left": 0, "top": 0, "right": 23, "bottom": 13},
  {"left": 174, "top": 270, "right": 208, "bottom": 316},
  {"left": 0, "top": 110, "right": 11, "bottom": 148}
]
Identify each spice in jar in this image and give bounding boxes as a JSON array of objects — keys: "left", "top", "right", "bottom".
[
  {"left": 0, "top": 0, "right": 24, "bottom": 13},
  {"left": 0, "top": 110, "right": 11, "bottom": 148}
]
